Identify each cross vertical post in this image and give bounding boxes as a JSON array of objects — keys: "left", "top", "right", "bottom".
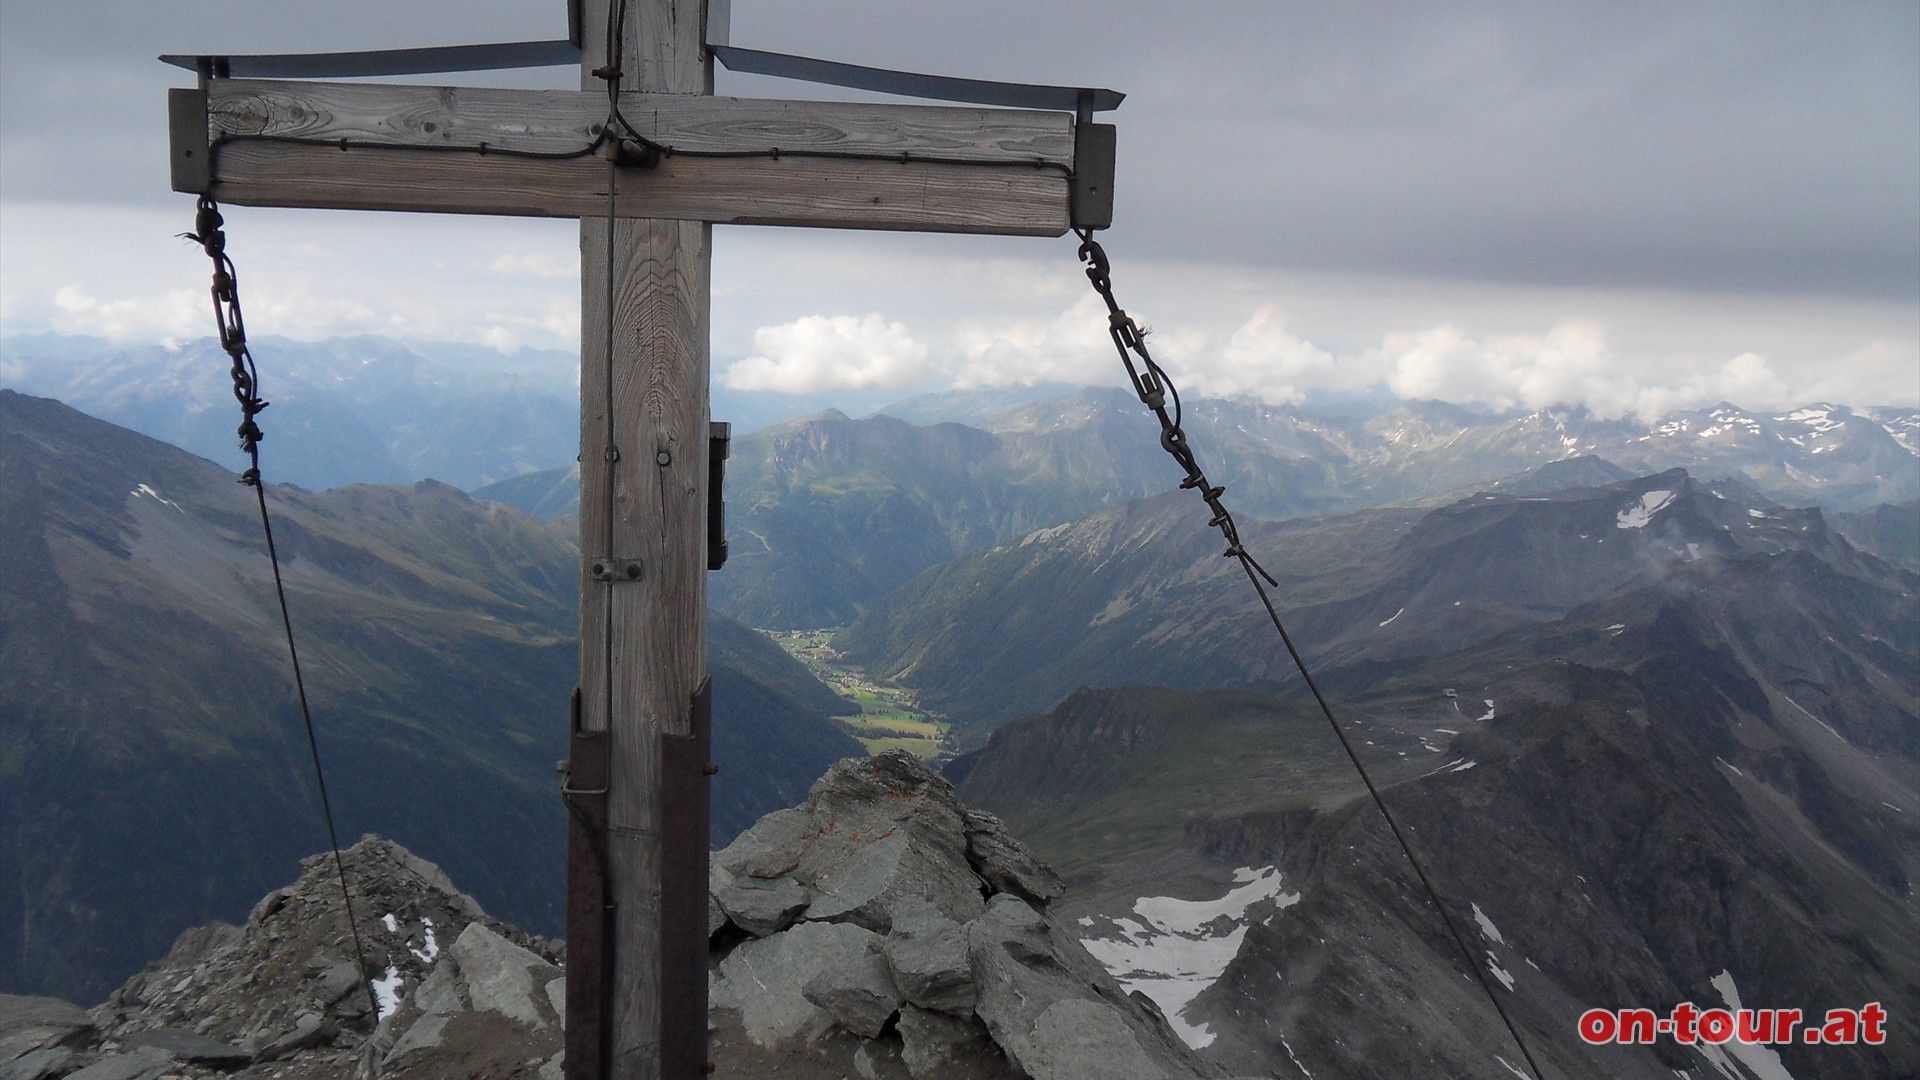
[{"left": 572, "top": 1, "right": 713, "bottom": 1078}]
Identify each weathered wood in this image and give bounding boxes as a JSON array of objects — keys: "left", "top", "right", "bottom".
[
  {"left": 203, "top": 139, "right": 1070, "bottom": 234},
  {"left": 562, "top": 689, "right": 611, "bottom": 1080},
  {"left": 659, "top": 680, "right": 713, "bottom": 1080},
  {"left": 578, "top": 1, "right": 712, "bottom": 1076},
  {"left": 204, "top": 78, "right": 1074, "bottom": 166}
]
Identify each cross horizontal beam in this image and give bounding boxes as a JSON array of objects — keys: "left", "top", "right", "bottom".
[{"left": 171, "top": 79, "right": 1106, "bottom": 235}]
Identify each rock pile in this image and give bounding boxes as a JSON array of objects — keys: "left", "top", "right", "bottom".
[
  {"left": 706, "top": 750, "right": 1212, "bottom": 1079},
  {"left": 1, "top": 836, "right": 561, "bottom": 1080},
  {"left": 5, "top": 752, "right": 1218, "bottom": 1079}
]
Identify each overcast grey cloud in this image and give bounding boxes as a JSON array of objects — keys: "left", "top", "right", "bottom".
[{"left": 2, "top": 0, "right": 1915, "bottom": 413}]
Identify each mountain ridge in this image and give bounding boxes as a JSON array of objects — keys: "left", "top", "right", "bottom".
[{"left": 0, "top": 390, "right": 859, "bottom": 1004}]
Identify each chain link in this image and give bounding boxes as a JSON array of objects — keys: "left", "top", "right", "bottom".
[
  {"left": 182, "top": 195, "right": 268, "bottom": 486},
  {"left": 1073, "top": 227, "right": 1278, "bottom": 587}
]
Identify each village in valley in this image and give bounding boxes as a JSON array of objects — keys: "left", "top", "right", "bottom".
[{"left": 764, "top": 629, "right": 950, "bottom": 759}]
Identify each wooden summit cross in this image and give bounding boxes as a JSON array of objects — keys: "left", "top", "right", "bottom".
[{"left": 163, "top": 2, "right": 1118, "bottom": 1076}]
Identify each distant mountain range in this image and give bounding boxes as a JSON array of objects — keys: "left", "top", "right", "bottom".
[
  {"left": 10, "top": 333, "right": 1911, "bottom": 630},
  {"left": 479, "top": 387, "right": 1917, "bottom": 629},
  {"left": 0, "top": 334, "right": 581, "bottom": 492},
  {"left": 840, "top": 466, "right": 1919, "bottom": 730},
  {"left": 0, "top": 390, "right": 856, "bottom": 1004}
]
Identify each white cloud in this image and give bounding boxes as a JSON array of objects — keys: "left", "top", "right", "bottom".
[
  {"left": 489, "top": 251, "right": 576, "bottom": 280},
  {"left": 950, "top": 293, "right": 1116, "bottom": 389},
  {"left": 1380, "top": 321, "right": 1643, "bottom": 417},
  {"left": 480, "top": 325, "right": 522, "bottom": 352},
  {"left": 721, "top": 313, "right": 934, "bottom": 393},
  {"left": 1374, "top": 320, "right": 1818, "bottom": 419},
  {"left": 50, "top": 285, "right": 205, "bottom": 342},
  {"left": 1630, "top": 352, "right": 1793, "bottom": 418},
  {"left": 1199, "top": 305, "right": 1348, "bottom": 405}
]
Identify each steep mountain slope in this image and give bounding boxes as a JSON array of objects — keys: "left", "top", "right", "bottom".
[
  {"left": 0, "top": 391, "right": 858, "bottom": 1003},
  {"left": 707, "top": 397, "right": 1414, "bottom": 628},
  {"left": 471, "top": 461, "right": 581, "bottom": 522},
  {"left": 709, "top": 618, "right": 863, "bottom": 841},
  {"left": 1834, "top": 499, "right": 1920, "bottom": 572},
  {"left": 952, "top": 667, "right": 1918, "bottom": 1078},
  {"left": 839, "top": 467, "right": 1918, "bottom": 732},
  {"left": 942, "top": 476, "right": 1920, "bottom": 1077}
]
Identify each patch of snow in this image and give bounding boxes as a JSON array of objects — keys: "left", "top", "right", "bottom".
[
  {"left": 1715, "top": 757, "right": 1744, "bottom": 777},
  {"left": 1477, "top": 700, "right": 1496, "bottom": 721},
  {"left": 1695, "top": 1043, "right": 1743, "bottom": 1080},
  {"left": 1486, "top": 953, "right": 1514, "bottom": 991},
  {"left": 1078, "top": 916, "right": 1095, "bottom": 927},
  {"left": 1616, "top": 489, "right": 1676, "bottom": 529},
  {"left": 1471, "top": 903, "right": 1505, "bottom": 945},
  {"left": 1603, "top": 623, "right": 1626, "bottom": 632},
  {"left": 1494, "top": 1055, "right": 1532, "bottom": 1079},
  {"left": 371, "top": 965, "right": 404, "bottom": 1021},
  {"left": 1277, "top": 1031, "right": 1316, "bottom": 1078},
  {"left": 1707, "top": 971, "right": 1800, "bottom": 1080},
  {"left": 1019, "top": 521, "right": 1073, "bottom": 547},
  {"left": 1686, "top": 542, "right": 1703, "bottom": 561},
  {"left": 1779, "top": 407, "right": 1839, "bottom": 433},
  {"left": 1781, "top": 695, "right": 1843, "bottom": 741},
  {"left": 381, "top": 913, "right": 398, "bottom": 933},
  {"left": 1378, "top": 607, "right": 1405, "bottom": 627},
  {"left": 410, "top": 917, "right": 439, "bottom": 964},
  {"left": 1450, "top": 760, "right": 1478, "bottom": 772},
  {"left": 1434, "top": 728, "right": 1459, "bottom": 735},
  {"left": 1079, "top": 866, "right": 1300, "bottom": 1051},
  {"left": 131, "top": 483, "right": 186, "bottom": 513},
  {"left": 1885, "top": 803, "right": 1904, "bottom": 814}
]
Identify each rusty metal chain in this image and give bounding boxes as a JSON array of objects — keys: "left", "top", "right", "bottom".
[
  {"left": 182, "top": 195, "right": 269, "bottom": 486},
  {"left": 1073, "top": 227, "right": 1279, "bottom": 587}
]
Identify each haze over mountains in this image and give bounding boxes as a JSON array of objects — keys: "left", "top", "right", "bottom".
[
  {"left": 4, "top": 333, "right": 1918, "bottom": 1077},
  {"left": 486, "top": 385, "right": 1917, "bottom": 631}
]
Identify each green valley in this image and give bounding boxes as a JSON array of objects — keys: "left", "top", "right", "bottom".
[{"left": 765, "top": 629, "right": 949, "bottom": 758}]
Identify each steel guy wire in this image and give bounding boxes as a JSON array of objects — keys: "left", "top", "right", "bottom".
[
  {"left": 1073, "top": 226, "right": 1548, "bottom": 1080},
  {"left": 183, "top": 197, "right": 377, "bottom": 1019}
]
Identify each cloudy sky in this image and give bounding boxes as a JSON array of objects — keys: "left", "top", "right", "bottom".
[{"left": 2, "top": 0, "right": 1915, "bottom": 418}]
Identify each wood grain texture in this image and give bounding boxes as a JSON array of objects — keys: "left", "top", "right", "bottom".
[
  {"left": 580, "top": 3, "right": 713, "bottom": 1076},
  {"left": 204, "top": 78, "right": 1073, "bottom": 167},
  {"left": 207, "top": 139, "right": 1070, "bottom": 235}
]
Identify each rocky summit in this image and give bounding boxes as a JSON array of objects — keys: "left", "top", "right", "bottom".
[
  {"left": 2, "top": 752, "right": 1221, "bottom": 1080},
  {"left": 0, "top": 835, "right": 567, "bottom": 1080},
  {"left": 707, "top": 750, "right": 1212, "bottom": 1079}
]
